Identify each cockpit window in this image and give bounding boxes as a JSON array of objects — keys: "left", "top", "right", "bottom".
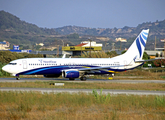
[{"left": 8, "top": 63, "right": 17, "bottom": 65}]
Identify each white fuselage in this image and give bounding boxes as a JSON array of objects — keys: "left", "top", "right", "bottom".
[{"left": 2, "top": 57, "right": 142, "bottom": 75}]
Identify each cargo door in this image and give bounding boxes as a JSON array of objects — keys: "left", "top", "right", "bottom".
[{"left": 124, "top": 60, "right": 127, "bottom": 69}]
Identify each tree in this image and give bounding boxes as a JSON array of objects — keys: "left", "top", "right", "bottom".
[
  {"left": 121, "top": 50, "right": 126, "bottom": 54},
  {"left": 106, "top": 51, "right": 117, "bottom": 58},
  {"left": 67, "top": 33, "right": 79, "bottom": 39},
  {"left": 0, "top": 51, "right": 43, "bottom": 64},
  {"left": 143, "top": 52, "right": 150, "bottom": 60},
  {"left": 154, "top": 59, "right": 165, "bottom": 67}
]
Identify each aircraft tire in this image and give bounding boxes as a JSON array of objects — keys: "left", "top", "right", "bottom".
[
  {"left": 69, "top": 78, "right": 75, "bottom": 81},
  {"left": 80, "top": 77, "right": 86, "bottom": 81}
]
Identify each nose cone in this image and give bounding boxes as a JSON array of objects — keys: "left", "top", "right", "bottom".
[
  {"left": 2, "top": 65, "right": 8, "bottom": 72},
  {"left": 2, "top": 65, "right": 17, "bottom": 74}
]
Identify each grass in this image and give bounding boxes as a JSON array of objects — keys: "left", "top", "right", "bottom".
[
  {"left": 0, "top": 81, "right": 165, "bottom": 91},
  {"left": 0, "top": 91, "right": 164, "bottom": 120},
  {"left": 114, "top": 68, "right": 165, "bottom": 80},
  {"left": 92, "top": 69, "right": 165, "bottom": 80},
  {"left": 161, "top": 76, "right": 165, "bottom": 79}
]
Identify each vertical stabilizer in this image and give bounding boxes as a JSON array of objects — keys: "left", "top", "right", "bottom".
[
  {"left": 124, "top": 29, "right": 149, "bottom": 60},
  {"left": 113, "top": 29, "right": 149, "bottom": 61}
]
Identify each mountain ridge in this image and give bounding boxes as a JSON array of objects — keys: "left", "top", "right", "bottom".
[
  {"left": 0, "top": 10, "right": 165, "bottom": 50},
  {"left": 55, "top": 20, "right": 165, "bottom": 39},
  {"left": 1, "top": 10, "right": 165, "bottom": 39},
  {"left": 0, "top": 10, "right": 58, "bottom": 35}
]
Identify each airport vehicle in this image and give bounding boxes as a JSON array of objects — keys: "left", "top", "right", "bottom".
[{"left": 2, "top": 29, "right": 151, "bottom": 81}]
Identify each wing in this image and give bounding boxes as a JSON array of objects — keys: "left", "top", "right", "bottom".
[{"left": 76, "top": 65, "right": 123, "bottom": 73}]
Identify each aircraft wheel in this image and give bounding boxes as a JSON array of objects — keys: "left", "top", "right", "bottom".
[
  {"left": 80, "top": 77, "right": 87, "bottom": 81},
  {"left": 16, "top": 77, "right": 20, "bottom": 80},
  {"left": 69, "top": 78, "right": 75, "bottom": 81}
]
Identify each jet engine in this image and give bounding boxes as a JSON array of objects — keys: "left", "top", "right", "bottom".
[{"left": 62, "top": 69, "right": 80, "bottom": 78}]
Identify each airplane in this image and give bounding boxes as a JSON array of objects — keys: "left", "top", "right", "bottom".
[{"left": 2, "top": 29, "right": 154, "bottom": 81}]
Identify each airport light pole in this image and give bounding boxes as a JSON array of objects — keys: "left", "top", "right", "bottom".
[
  {"left": 111, "top": 43, "right": 116, "bottom": 51},
  {"left": 88, "top": 38, "right": 92, "bottom": 58},
  {"left": 57, "top": 45, "right": 59, "bottom": 58},
  {"left": 81, "top": 46, "right": 82, "bottom": 57},
  {"left": 152, "top": 43, "right": 155, "bottom": 50},
  {"left": 155, "top": 36, "right": 156, "bottom": 51},
  {"left": 62, "top": 40, "right": 64, "bottom": 46},
  {"left": 120, "top": 41, "right": 127, "bottom": 51},
  {"left": 161, "top": 39, "right": 165, "bottom": 59}
]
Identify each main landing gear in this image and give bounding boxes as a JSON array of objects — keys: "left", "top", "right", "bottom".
[
  {"left": 16, "top": 75, "right": 20, "bottom": 80},
  {"left": 69, "top": 78, "right": 75, "bottom": 81},
  {"left": 68, "top": 76, "right": 87, "bottom": 81},
  {"left": 80, "top": 76, "right": 87, "bottom": 81}
]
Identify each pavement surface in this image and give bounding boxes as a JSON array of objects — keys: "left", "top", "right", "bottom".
[
  {"left": 0, "top": 78, "right": 165, "bottom": 95},
  {"left": 0, "top": 78, "right": 165, "bottom": 83}
]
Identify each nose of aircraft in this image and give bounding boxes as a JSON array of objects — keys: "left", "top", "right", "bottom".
[
  {"left": 2, "top": 65, "right": 17, "bottom": 74},
  {"left": 2, "top": 65, "right": 8, "bottom": 72}
]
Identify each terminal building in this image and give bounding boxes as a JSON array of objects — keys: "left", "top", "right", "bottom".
[
  {"left": 0, "top": 41, "right": 10, "bottom": 50},
  {"left": 62, "top": 41, "right": 102, "bottom": 56},
  {"left": 0, "top": 41, "right": 31, "bottom": 53}
]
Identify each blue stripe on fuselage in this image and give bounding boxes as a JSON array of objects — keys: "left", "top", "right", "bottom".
[{"left": 17, "top": 63, "right": 143, "bottom": 75}]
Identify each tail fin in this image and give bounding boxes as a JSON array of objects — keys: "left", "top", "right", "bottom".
[
  {"left": 125, "top": 29, "right": 149, "bottom": 60},
  {"left": 113, "top": 29, "right": 149, "bottom": 61},
  {"left": 129, "top": 29, "right": 149, "bottom": 60}
]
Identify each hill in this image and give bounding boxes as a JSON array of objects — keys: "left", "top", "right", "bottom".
[
  {"left": 55, "top": 21, "right": 165, "bottom": 39},
  {"left": 0, "top": 10, "right": 165, "bottom": 51},
  {"left": 0, "top": 10, "right": 58, "bottom": 35},
  {"left": 0, "top": 10, "right": 61, "bottom": 49},
  {"left": 55, "top": 21, "right": 165, "bottom": 50}
]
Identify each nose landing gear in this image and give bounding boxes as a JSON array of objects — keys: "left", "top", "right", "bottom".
[{"left": 16, "top": 75, "right": 20, "bottom": 80}]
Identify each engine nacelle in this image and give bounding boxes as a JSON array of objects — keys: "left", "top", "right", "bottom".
[
  {"left": 62, "top": 70, "right": 79, "bottom": 78},
  {"left": 43, "top": 74, "right": 61, "bottom": 78}
]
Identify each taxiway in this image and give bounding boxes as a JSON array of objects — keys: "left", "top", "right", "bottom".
[
  {"left": 0, "top": 78, "right": 164, "bottom": 95},
  {"left": 0, "top": 78, "right": 165, "bottom": 83}
]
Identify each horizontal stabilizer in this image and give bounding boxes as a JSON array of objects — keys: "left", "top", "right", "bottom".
[{"left": 135, "top": 57, "right": 165, "bottom": 63}]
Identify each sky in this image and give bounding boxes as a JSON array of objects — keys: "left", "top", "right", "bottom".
[{"left": 0, "top": 0, "right": 165, "bottom": 29}]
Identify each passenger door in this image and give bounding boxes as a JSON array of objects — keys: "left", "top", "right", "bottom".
[{"left": 22, "top": 60, "right": 27, "bottom": 69}]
